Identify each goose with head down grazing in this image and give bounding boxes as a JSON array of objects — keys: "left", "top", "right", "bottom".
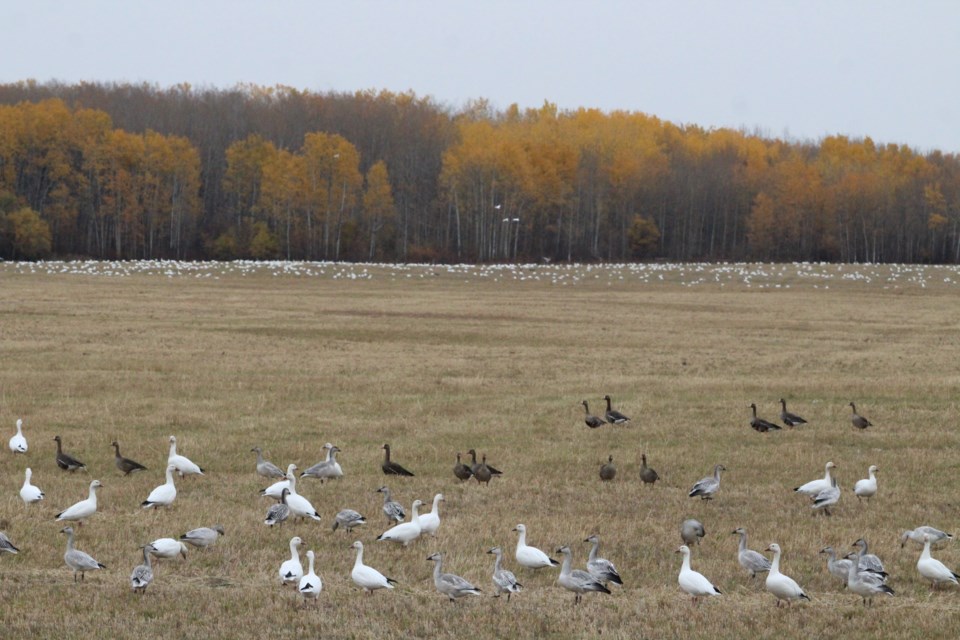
[
  {"left": 681, "top": 519, "right": 706, "bottom": 546},
  {"left": 179, "top": 525, "right": 224, "bottom": 549},
  {"left": 765, "top": 543, "right": 810, "bottom": 607},
  {"left": 332, "top": 509, "right": 366, "bottom": 532},
  {"left": 676, "top": 545, "right": 721, "bottom": 603},
  {"left": 9, "top": 418, "right": 27, "bottom": 453},
  {"left": 19, "top": 467, "right": 44, "bottom": 504},
  {"left": 167, "top": 435, "right": 204, "bottom": 477},
  {"left": 900, "top": 526, "right": 953, "bottom": 548}
]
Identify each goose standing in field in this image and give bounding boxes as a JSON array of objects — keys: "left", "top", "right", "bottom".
[
  {"left": 427, "top": 552, "right": 482, "bottom": 602},
  {"left": 260, "top": 471, "right": 291, "bottom": 501},
  {"left": 778, "top": 399, "right": 807, "bottom": 427},
  {"left": 854, "top": 465, "right": 878, "bottom": 502},
  {"left": 681, "top": 519, "right": 706, "bottom": 546},
  {"left": 298, "top": 550, "right": 322, "bottom": 606},
  {"left": 418, "top": 493, "right": 444, "bottom": 537},
  {"left": 180, "top": 525, "right": 224, "bottom": 549},
  {"left": 851, "top": 539, "right": 885, "bottom": 574},
  {"left": 765, "top": 543, "right": 810, "bottom": 606},
  {"left": 584, "top": 534, "right": 623, "bottom": 586},
  {"left": 811, "top": 477, "right": 841, "bottom": 516},
  {"left": 849, "top": 402, "right": 873, "bottom": 429},
  {"left": 603, "top": 395, "right": 630, "bottom": 424},
  {"left": 147, "top": 538, "right": 188, "bottom": 564},
  {"left": 377, "top": 486, "right": 406, "bottom": 524},
  {"left": 794, "top": 461, "right": 836, "bottom": 496},
  {"left": 487, "top": 546, "right": 522, "bottom": 601},
  {"left": 9, "top": 418, "right": 27, "bottom": 453},
  {"left": 556, "top": 545, "right": 611, "bottom": 604},
  {"left": 167, "top": 435, "right": 204, "bottom": 477},
  {"left": 466, "top": 449, "right": 502, "bottom": 477},
  {"left": 19, "top": 467, "right": 44, "bottom": 504},
  {"left": 900, "top": 526, "right": 953, "bottom": 548},
  {"left": 381, "top": 443, "right": 414, "bottom": 477},
  {"left": 350, "top": 541, "right": 396, "bottom": 594},
  {"left": 300, "top": 443, "right": 344, "bottom": 482},
  {"left": 376, "top": 499, "right": 424, "bottom": 546},
  {"left": 917, "top": 533, "right": 960, "bottom": 589},
  {"left": 265, "top": 489, "right": 291, "bottom": 527},
  {"left": 332, "top": 509, "right": 366, "bottom": 532},
  {"left": 581, "top": 401, "right": 606, "bottom": 429},
  {"left": 111, "top": 440, "right": 147, "bottom": 475},
  {"left": 639, "top": 453, "right": 659, "bottom": 485},
  {"left": 141, "top": 464, "right": 177, "bottom": 510},
  {"left": 819, "top": 546, "right": 854, "bottom": 584},
  {"left": 279, "top": 536, "right": 303, "bottom": 586},
  {"left": 676, "top": 545, "right": 721, "bottom": 603},
  {"left": 130, "top": 545, "right": 154, "bottom": 594},
  {"left": 283, "top": 466, "right": 321, "bottom": 522},
  {"left": 513, "top": 524, "right": 559, "bottom": 569},
  {"left": 251, "top": 446, "right": 285, "bottom": 479},
  {"left": 599, "top": 455, "right": 617, "bottom": 481},
  {"left": 453, "top": 452, "right": 473, "bottom": 481},
  {"left": 53, "top": 435, "right": 86, "bottom": 472},
  {"left": 55, "top": 479, "right": 102, "bottom": 526},
  {"left": 846, "top": 554, "right": 894, "bottom": 604},
  {"left": 689, "top": 464, "right": 725, "bottom": 500},
  {"left": 61, "top": 526, "right": 105, "bottom": 582},
  {"left": 474, "top": 454, "right": 495, "bottom": 485},
  {"left": 732, "top": 528, "right": 771, "bottom": 578},
  {"left": 749, "top": 403, "right": 781, "bottom": 432},
  {"left": 0, "top": 532, "right": 20, "bottom": 554}
]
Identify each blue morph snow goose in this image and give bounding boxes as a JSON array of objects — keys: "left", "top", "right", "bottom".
[
  {"left": 732, "top": 528, "right": 771, "bottom": 578},
  {"left": 130, "top": 545, "right": 154, "bottom": 594},
  {"left": 689, "top": 465, "right": 725, "bottom": 499},
  {"left": 556, "top": 545, "right": 611, "bottom": 604}
]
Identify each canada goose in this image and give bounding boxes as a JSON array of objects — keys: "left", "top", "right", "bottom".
[
  {"left": 688, "top": 465, "right": 725, "bottom": 500},
  {"left": 453, "top": 452, "right": 473, "bottom": 481},
  {"left": 381, "top": 444, "right": 414, "bottom": 477},
  {"left": 639, "top": 453, "right": 659, "bottom": 485},
  {"left": 732, "top": 528, "right": 771, "bottom": 578},
  {"left": 427, "top": 552, "right": 482, "bottom": 602},
  {"left": 556, "top": 545, "right": 611, "bottom": 604},
  {"left": 849, "top": 402, "right": 873, "bottom": 429},
  {"left": 749, "top": 403, "right": 781, "bottom": 432},
  {"left": 111, "top": 441, "right": 148, "bottom": 475},
  {"left": 854, "top": 465, "right": 878, "bottom": 502},
  {"left": 251, "top": 446, "right": 285, "bottom": 479},
  {"left": 765, "top": 543, "right": 810, "bottom": 607},
  {"left": 676, "top": 545, "right": 721, "bottom": 603},
  {"left": 487, "top": 547, "right": 522, "bottom": 601},
  {"left": 599, "top": 455, "right": 616, "bottom": 481},
  {"left": 917, "top": 533, "right": 960, "bottom": 590},
  {"left": 778, "top": 399, "right": 807, "bottom": 427},
  {"left": 603, "top": 395, "right": 630, "bottom": 424},
  {"left": 466, "top": 449, "right": 502, "bottom": 476},
  {"left": 61, "top": 526, "right": 105, "bottom": 582},
  {"left": 581, "top": 401, "right": 606, "bottom": 429},
  {"left": 53, "top": 436, "right": 86, "bottom": 472},
  {"left": 681, "top": 519, "right": 706, "bottom": 546}
]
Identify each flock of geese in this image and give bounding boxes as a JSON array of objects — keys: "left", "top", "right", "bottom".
[{"left": 2, "top": 395, "right": 958, "bottom": 608}]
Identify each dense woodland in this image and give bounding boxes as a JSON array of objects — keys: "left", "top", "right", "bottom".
[{"left": 0, "top": 80, "right": 958, "bottom": 263}]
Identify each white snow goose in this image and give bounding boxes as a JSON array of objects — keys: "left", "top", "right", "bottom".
[
  {"left": 20, "top": 467, "right": 44, "bottom": 504},
  {"left": 9, "top": 418, "right": 27, "bottom": 453},
  {"left": 917, "top": 533, "right": 960, "bottom": 589},
  {"left": 376, "top": 499, "right": 424, "bottom": 547},
  {"left": 513, "top": 524, "right": 559, "bottom": 569},
  {"left": 794, "top": 461, "right": 836, "bottom": 496},
  {"left": 55, "top": 479, "right": 102, "bottom": 526},
  {"left": 167, "top": 435, "right": 204, "bottom": 477},
  {"left": 418, "top": 493, "right": 444, "bottom": 537},
  {"left": 284, "top": 465, "right": 322, "bottom": 522},
  {"left": 854, "top": 465, "right": 878, "bottom": 502},
  {"left": 279, "top": 536, "right": 303, "bottom": 586},
  {"left": 298, "top": 550, "right": 322, "bottom": 606},
  {"left": 764, "top": 543, "right": 810, "bottom": 606},
  {"left": 350, "top": 541, "right": 396, "bottom": 594},
  {"left": 141, "top": 464, "right": 177, "bottom": 510},
  {"left": 676, "top": 544, "right": 721, "bottom": 603}
]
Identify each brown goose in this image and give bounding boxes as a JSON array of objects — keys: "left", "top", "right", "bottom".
[
  {"left": 381, "top": 444, "right": 414, "bottom": 477},
  {"left": 603, "top": 395, "right": 630, "bottom": 424},
  {"left": 111, "top": 441, "right": 147, "bottom": 476},
  {"left": 582, "top": 401, "right": 606, "bottom": 429},
  {"left": 779, "top": 399, "right": 807, "bottom": 427},
  {"left": 54, "top": 436, "right": 86, "bottom": 472},
  {"left": 453, "top": 453, "right": 473, "bottom": 481},
  {"left": 466, "top": 449, "right": 502, "bottom": 477},
  {"left": 474, "top": 455, "right": 494, "bottom": 485},
  {"left": 849, "top": 402, "right": 873, "bottom": 430},
  {"left": 750, "top": 404, "right": 781, "bottom": 433},
  {"left": 639, "top": 453, "right": 659, "bottom": 485},
  {"left": 599, "top": 455, "right": 616, "bottom": 481}
]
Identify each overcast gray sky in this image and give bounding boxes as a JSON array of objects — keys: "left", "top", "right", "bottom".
[{"left": 6, "top": 1, "right": 959, "bottom": 152}]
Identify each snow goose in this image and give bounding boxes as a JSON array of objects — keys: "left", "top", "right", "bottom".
[
  {"left": 427, "top": 552, "right": 482, "bottom": 602},
  {"left": 283, "top": 466, "right": 321, "bottom": 522},
  {"left": 513, "top": 524, "right": 559, "bottom": 569},
  {"left": 846, "top": 555, "right": 894, "bottom": 604},
  {"left": 603, "top": 395, "right": 630, "bottom": 424},
  {"left": 681, "top": 519, "right": 706, "bottom": 546},
  {"left": 901, "top": 526, "right": 953, "bottom": 548},
  {"left": 556, "top": 545, "right": 611, "bottom": 604},
  {"left": 453, "top": 452, "right": 473, "bottom": 481},
  {"left": 749, "top": 403, "right": 781, "bottom": 432},
  {"left": 279, "top": 536, "right": 303, "bottom": 586},
  {"left": 377, "top": 486, "right": 406, "bottom": 524},
  {"left": 260, "top": 465, "right": 293, "bottom": 501},
  {"left": 819, "top": 546, "right": 854, "bottom": 584},
  {"left": 418, "top": 493, "right": 444, "bottom": 537},
  {"left": 141, "top": 464, "right": 177, "bottom": 510},
  {"left": 854, "top": 465, "right": 878, "bottom": 502},
  {"left": 265, "top": 490, "right": 291, "bottom": 527},
  {"left": 381, "top": 443, "right": 414, "bottom": 477},
  {"left": 332, "top": 509, "right": 366, "bottom": 532},
  {"left": 251, "top": 447, "right": 285, "bottom": 479},
  {"left": 350, "top": 541, "right": 396, "bottom": 594},
  {"left": 639, "top": 453, "right": 659, "bottom": 485},
  {"left": 581, "top": 401, "right": 606, "bottom": 429},
  {"left": 147, "top": 538, "right": 188, "bottom": 562},
  {"left": 584, "top": 534, "right": 622, "bottom": 586},
  {"left": 376, "top": 499, "right": 424, "bottom": 546},
  {"left": 688, "top": 465, "right": 725, "bottom": 500},
  {"left": 298, "top": 550, "right": 322, "bottom": 606},
  {"left": 487, "top": 547, "right": 522, "bottom": 601},
  {"left": 812, "top": 477, "right": 841, "bottom": 515},
  {"left": 599, "top": 455, "right": 617, "bottom": 481},
  {"left": 849, "top": 402, "right": 873, "bottom": 429},
  {"left": 53, "top": 435, "right": 86, "bottom": 471},
  {"left": 61, "top": 526, "right": 105, "bottom": 581},
  {"left": 300, "top": 443, "right": 343, "bottom": 481},
  {"left": 180, "top": 525, "right": 224, "bottom": 549},
  {"left": 55, "top": 479, "right": 102, "bottom": 525},
  {"left": 19, "top": 467, "right": 44, "bottom": 504},
  {"left": 794, "top": 461, "right": 836, "bottom": 496},
  {"left": 0, "top": 531, "right": 19, "bottom": 554},
  {"left": 111, "top": 440, "right": 147, "bottom": 475},
  {"left": 779, "top": 399, "right": 807, "bottom": 427},
  {"left": 851, "top": 539, "right": 885, "bottom": 574},
  {"left": 167, "top": 435, "right": 204, "bottom": 477},
  {"left": 676, "top": 544, "right": 721, "bottom": 603},
  {"left": 130, "top": 545, "right": 154, "bottom": 594},
  {"left": 764, "top": 543, "right": 810, "bottom": 606},
  {"left": 8, "top": 418, "right": 27, "bottom": 453},
  {"left": 732, "top": 528, "right": 771, "bottom": 578},
  {"left": 466, "top": 449, "right": 502, "bottom": 477},
  {"left": 917, "top": 533, "right": 960, "bottom": 589}
]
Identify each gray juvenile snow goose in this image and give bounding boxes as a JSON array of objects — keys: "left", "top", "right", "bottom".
[
  {"left": 130, "top": 545, "right": 154, "bottom": 594},
  {"left": 732, "top": 528, "right": 771, "bottom": 578},
  {"left": 681, "top": 519, "right": 706, "bottom": 546},
  {"left": 556, "top": 545, "right": 611, "bottom": 604},
  {"left": 487, "top": 547, "right": 522, "bottom": 601},
  {"left": 584, "top": 534, "right": 623, "bottom": 586},
  {"left": 377, "top": 486, "right": 406, "bottom": 524},
  {"left": 179, "top": 525, "right": 224, "bottom": 549},
  {"left": 61, "top": 526, "right": 105, "bottom": 582},
  {"left": 428, "top": 552, "right": 482, "bottom": 602},
  {"left": 251, "top": 447, "right": 285, "bottom": 479},
  {"left": 689, "top": 465, "right": 725, "bottom": 499}
]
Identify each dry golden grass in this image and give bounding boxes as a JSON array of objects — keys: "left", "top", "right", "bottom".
[{"left": 1, "top": 261, "right": 960, "bottom": 639}]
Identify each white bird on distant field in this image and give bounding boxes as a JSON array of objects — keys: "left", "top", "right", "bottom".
[
  {"left": 418, "top": 493, "right": 444, "bottom": 537},
  {"left": 167, "top": 435, "right": 204, "bottom": 477},
  {"left": 854, "top": 465, "right": 878, "bottom": 502},
  {"left": 279, "top": 536, "right": 303, "bottom": 586},
  {"left": 676, "top": 544, "right": 721, "bottom": 603},
  {"left": 765, "top": 543, "right": 810, "bottom": 607},
  {"left": 350, "top": 541, "right": 396, "bottom": 594},
  {"left": 20, "top": 467, "right": 44, "bottom": 504},
  {"left": 298, "top": 550, "right": 322, "bottom": 606},
  {"left": 377, "top": 500, "right": 424, "bottom": 546},
  {"left": 141, "top": 464, "right": 177, "bottom": 510},
  {"left": 512, "top": 524, "right": 559, "bottom": 569},
  {"left": 284, "top": 466, "right": 321, "bottom": 522},
  {"left": 917, "top": 533, "right": 960, "bottom": 589},
  {"left": 795, "top": 461, "right": 836, "bottom": 496},
  {"left": 55, "top": 480, "right": 102, "bottom": 525},
  {"left": 9, "top": 418, "right": 27, "bottom": 453}
]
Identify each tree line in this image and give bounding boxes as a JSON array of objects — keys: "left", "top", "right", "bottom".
[{"left": 0, "top": 80, "right": 958, "bottom": 263}]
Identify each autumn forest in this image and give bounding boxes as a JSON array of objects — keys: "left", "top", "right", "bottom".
[{"left": 0, "top": 81, "right": 958, "bottom": 264}]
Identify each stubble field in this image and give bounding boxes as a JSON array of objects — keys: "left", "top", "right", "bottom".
[{"left": 1, "top": 260, "right": 959, "bottom": 640}]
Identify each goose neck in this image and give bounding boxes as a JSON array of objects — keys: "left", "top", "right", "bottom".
[
  {"left": 354, "top": 546, "right": 364, "bottom": 567},
  {"left": 920, "top": 540, "right": 932, "bottom": 560},
  {"left": 770, "top": 549, "right": 781, "bottom": 574},
  {"left": 737, "top": 532, "right": 747, "bottom": 553},
  {"left": 559, "top": 551, "right": 572, "bottom": 576},
  {"left": 588, "top": 540, "right": 600, "bottom": 562},
  {"left": 680, "top": 550, "right": 691, "bottom": 571}
]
